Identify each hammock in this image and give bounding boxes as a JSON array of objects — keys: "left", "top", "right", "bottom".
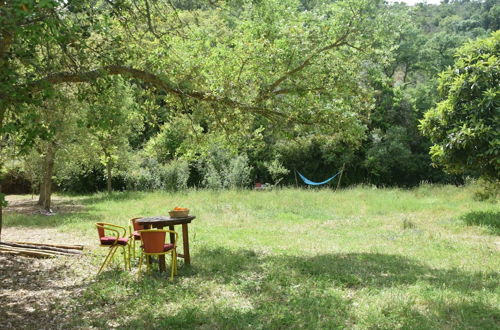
[{"left": 296, "top": 169, "right": 342, "bottom": 186}]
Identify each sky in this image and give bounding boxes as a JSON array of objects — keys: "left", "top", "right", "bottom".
[{"left": 388, "top": 0, "right": 442, "bottom": 5}]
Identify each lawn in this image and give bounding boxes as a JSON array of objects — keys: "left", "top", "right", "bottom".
[{"left": 1, "top": 185, "right": 499, "bottom": 329}]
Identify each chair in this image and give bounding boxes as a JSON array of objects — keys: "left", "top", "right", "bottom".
[
  {"left": 95, "top": 222, "right": 131, "bottom": 275},
  {"left": 138, "top": 229, "right": 178, "bottom": 281},
  {"left": 129, "top": 217, "right": 145, "bottom": 259}
]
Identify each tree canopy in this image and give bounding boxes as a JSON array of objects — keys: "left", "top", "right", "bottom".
[
  {"left": 420, "top": 31, "right": 499, "bottom": 181},
  {"left": 0, "top": 0, "right": 499, "bottom": 239}
]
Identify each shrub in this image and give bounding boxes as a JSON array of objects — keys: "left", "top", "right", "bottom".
[
  {"left": 160, "top": 160, "right": 190, "bottom": 191},
  {"left": 125, "top": 158, "right": 190, "bottom": 191},
  {"left": 226, "top": 154, "right": 252, "bottom": 189},
  {"left": 198, "top": 147, "right": 252, "bottom": 189},
  {"left": 265, "top": 159, "right": 290, "bottom": 185}
]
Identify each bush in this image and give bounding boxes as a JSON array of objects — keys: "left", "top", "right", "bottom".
[
  {"left": 198, "top": 147, "right": 252, "bottom": 189},
  {"left": 461, "top": 210, "right": 500, "bottom": 235},
  {"left": 473, "top": 179, "right": 500, "bottom": 202},
  {"left": 126, "top": 158, "right": 190, "bottom": 191},
  {"left": 226, "top": 155, "right": 252, "bottom": 189},
  {"left": 265, "top": 159, "right": 290, "bottom": 185},
  {"left": 160, "top": 159, "right": 190, "bottom": 191}
]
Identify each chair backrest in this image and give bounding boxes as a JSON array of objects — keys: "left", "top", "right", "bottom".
[
  {"left": 130, "top": 217, "right": 145, "bottom": 231},
  {"left": 96, "top": 222, "right": 106, "bottom": 239},
  {"left": 95, "top": 222, "right": 125, "bottom": 241},
  {"left": 140, "top": 230, "right": 167, "bottom": 254}
]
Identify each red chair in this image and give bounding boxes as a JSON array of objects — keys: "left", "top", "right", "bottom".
[
  {"left": 138, "top": 229, "right": 178, "bottom": 281},
  {"left": 129, "top": 217, "right": 145, "bottom": 259},
  {"left": 95, "top": 222, "right": 131, "bottom": 275}
]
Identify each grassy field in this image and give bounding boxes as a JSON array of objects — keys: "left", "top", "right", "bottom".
[{"left": 2, "top": 185, "right": 499, "bottom": 329}]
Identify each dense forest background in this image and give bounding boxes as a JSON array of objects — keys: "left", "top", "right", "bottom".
[{"left": 3, "top": 0, "right": 499, "bottom": 195}]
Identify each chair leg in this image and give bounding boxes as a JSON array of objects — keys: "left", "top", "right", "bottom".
[
  {"left": 97, "top": 246, "right": 117, "bottom": 275},
  {"left": 170, "top": 251, "right": 175, "bottom": 281},
  {"left": 127, "top": 244, "right": 131, "bottom": 270},
  {"left": 131, "top": 238, "right": 136, "bottom": 259},
  {"left": 138, "top": 253, "right": 143, "bottom": 277},
  {"left": 122, "top": 246, "right": 129, "bottom": 271},
  {"left": 146, "top": 255, "right": 151, "bottom": 273},
  {"left": 175, "top": 250, "right": 178, "bottom": 275}
]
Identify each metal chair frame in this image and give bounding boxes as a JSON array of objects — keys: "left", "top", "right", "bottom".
[
  {"left": 129, "top": 217, "right": 144, "bottom": 259},
  {"left": 95, "top": 222, "right": 131, "bottom": 275},
  {"left": 138, "top": 229, "right": 178, "bottom": 281}
]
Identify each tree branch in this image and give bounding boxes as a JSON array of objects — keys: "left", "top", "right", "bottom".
[
  {"left": 257, "top": 30, "right": 352, "bottom": 101},
  {"left": 29, "top": 65, "right": 287, "bottom": 121}
]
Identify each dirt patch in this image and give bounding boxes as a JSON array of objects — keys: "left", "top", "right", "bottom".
[
  {"left": 5, "top": 195, "right": 84, "bottom": 215},
  {"left": 0, "top": 252, "right": 96, "bottom": 329},
  {"left": 1, "top": 227, "right": 95, "bottom": 248}
]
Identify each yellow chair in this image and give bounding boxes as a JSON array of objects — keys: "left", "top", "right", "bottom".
[
  {"left": 138, "top": 229, "right": 178, "bottom": 281},
  {"left": 95, "top": 222, "right": 131, "bottom": 275},
  {"left": 129, "top": 217, "right": 145, "bottom": 259}
]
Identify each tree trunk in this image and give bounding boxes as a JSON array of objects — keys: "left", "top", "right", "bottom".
[
  {"left": 38, "top": 143, "right": 56, "bottom": 211},
  {"left": 106, "top": 158, "right": 112, "bottom": 195},
  {"left": 37, "top": 155, "right": 47, "bottom": 206},
  {"left": 0, "top": 182, "right": 3, "bottom": 242}
]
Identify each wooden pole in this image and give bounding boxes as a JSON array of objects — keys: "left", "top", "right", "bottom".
[
  {"left": 336, "top": 163, "right": 346, "bottom": 191},
  {"left": 10, "top": 241, "right": 84, "bottom": 250},
  {"left": 0, "top": 242, "right": 82, "bottom": 254}
]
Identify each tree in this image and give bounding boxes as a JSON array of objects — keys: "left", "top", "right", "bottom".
[
  {"left": 420, "top": 31, "right": 499, "bottom": 181},
  {"left": 85, "top": 78, "right": 141, "bottom": 194},
  {"left": 25, "top": 87, "right": 86, "bottom": 211},
  {"left": 0, "top": 0, "right": 394, "bottom": 239}
]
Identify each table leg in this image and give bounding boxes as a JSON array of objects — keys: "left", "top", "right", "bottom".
[
  {"left": 182, "top": 223, "right": 191, "bottom": 265},
  {"left": 168, "top": 225, "right": 175, "bottom": 244},
  {"left": 159, "top": 255, "right": 166, "bottom": 272},
  {"left": 147, "top": 255, "right": 152, "bottom": 268}
]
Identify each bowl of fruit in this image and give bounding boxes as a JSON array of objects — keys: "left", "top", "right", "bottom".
[{"left": 169, "top": 207, "right": 189, "bottom": 218}]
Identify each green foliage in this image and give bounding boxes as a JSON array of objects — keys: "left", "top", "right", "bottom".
[
  {"left": 461, "top": 210, "right": 500, "bottom": 235},
  {"left": 226, "top": 154, "right": 252, "bottom": 189},
  {"left": 144, "top": 116, "right": 202, "bottom": 163},
  {"left": 2, "top": 0, "right": 499, "bottom": 196},
  {"left": 265, "top": 159, "right": 290, "bottom": 185},
  {"left": 420, "top": 31, "right": 500, "bottom": 181},
  {"left": 125, "top": 158, "right": 190, "bottom": 192},
  {"left": 364, "top": 127, "right": 415, "bottom": 184},
  {"left": 198, "top": 146, "right": 252, "bottom": 189},
  {"left": 473, "top": 178, "right": 500, "bottom": 202}
]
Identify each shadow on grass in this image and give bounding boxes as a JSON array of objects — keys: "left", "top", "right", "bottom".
[
  {"left": 64, "top": 248, "right": 499, "bottom": 329},
  {"left": 0, "top": 255, "right": 89, "bottom": 329},
  {"left": 189, "top": 248, "right": 499, "bottom": 292},
  {"left": 461, "top": 210, "right": 500, "bottom": 235},
  {"left": 76, "top": 191, "right": 147, "bottom": 205}
]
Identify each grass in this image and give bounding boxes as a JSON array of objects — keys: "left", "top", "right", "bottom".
[{"left": 3, "top": 184, "right": 500, "bottom": 329}]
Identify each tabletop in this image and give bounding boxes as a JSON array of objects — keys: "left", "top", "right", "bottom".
[{"left": 136, "top": 215, "right": 196, "bottom": 227}]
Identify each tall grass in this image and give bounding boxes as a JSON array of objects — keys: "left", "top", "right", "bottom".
[{"left": 3, "top": 184, "right": 499, "bottom": 329}]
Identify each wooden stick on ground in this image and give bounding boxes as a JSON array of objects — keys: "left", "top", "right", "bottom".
[
  {"left": 0, "top": 246, "right": 59, "bottom": 258},
  {"left": 0, "top": 242, "right": 82, "bottom": 255},
  {"left": 0, "top": 245, "right": 74, "bottom": 256},
  {"left": 9, "top": 241, "right": 84, "bottom": 250}
]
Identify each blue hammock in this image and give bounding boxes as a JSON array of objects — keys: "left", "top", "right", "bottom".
[{"left": 296, "top": 170, "right": 342, "bottom": 186}]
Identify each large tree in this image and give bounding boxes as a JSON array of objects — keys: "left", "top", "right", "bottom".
[
  {"left": 0, "top": 0, "right": 393, "bottom": 239},
  {"left": 420, "top": 31, "right": 499, "bottom": 181}
]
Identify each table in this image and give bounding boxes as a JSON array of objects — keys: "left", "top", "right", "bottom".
[{"left": 136, "top": 215, "right": 195, "bottom": 272}]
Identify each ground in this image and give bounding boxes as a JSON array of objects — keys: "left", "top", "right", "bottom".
[{"left": 0, "top": 186, "right": 498, "bottom": 329}]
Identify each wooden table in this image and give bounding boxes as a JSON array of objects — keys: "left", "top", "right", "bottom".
[{"left": 136, "top": 215, "right": 195, "bottom": 272}]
